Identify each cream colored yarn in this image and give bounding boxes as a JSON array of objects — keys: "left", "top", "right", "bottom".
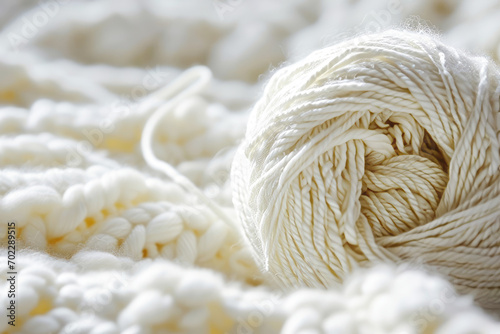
[{"left": 231, "top": 30, "right": 500, "bottom": 309}]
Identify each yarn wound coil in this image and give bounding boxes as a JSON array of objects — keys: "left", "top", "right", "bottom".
[{"left": 231, "top": 30, "right": 500, "bottom": 309}]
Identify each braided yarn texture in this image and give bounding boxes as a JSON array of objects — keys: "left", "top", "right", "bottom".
[{"left": 232, "top": 30, "right": 500, "bottom": 309}]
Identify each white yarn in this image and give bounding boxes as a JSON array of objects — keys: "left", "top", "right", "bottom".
[
  {"left": 232, "top": 30, "right": 500, "bottom": 309},
  {"left": 140, "top": 65, "right": 237, "bottom": 230},
  {"left": 3, "top": 249, "right": 500, "bottom": 334}
]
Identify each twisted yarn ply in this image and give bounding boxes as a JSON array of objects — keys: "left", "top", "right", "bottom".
[{"left": 231, "top": 30, "right": 500, "bottom": 309}]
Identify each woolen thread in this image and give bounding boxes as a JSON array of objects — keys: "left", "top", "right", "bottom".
[{"left": 231, "top": 30, "right": 500, "bottom": 310}]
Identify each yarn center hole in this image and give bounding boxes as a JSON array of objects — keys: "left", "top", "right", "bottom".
[{"left": 360, "top": 117, "right": 449, "bottom": 238}]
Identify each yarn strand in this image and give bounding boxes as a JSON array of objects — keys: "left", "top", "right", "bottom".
[{"left": 141, "top": 66, "right": 236, "bottom": 229}]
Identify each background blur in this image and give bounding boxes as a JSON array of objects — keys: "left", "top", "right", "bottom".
[
  {"left": 0, "top": 0, "right": 499, "bottom": 201},
  {"left": 1, "top": 0, "right": 499, "bottom": 93}
]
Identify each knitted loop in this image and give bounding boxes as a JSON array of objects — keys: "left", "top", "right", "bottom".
[{"left": 141, "top": 65, "right": 237, "bottom": 230}]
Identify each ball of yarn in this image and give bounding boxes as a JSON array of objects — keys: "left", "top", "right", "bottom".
[{"left": 231, "top": 30, "right": 500, "bottom": 309}]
